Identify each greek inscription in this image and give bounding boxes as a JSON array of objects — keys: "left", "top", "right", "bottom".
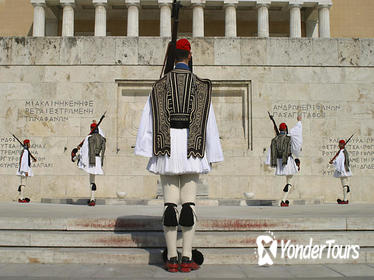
[
  {"left": 0, "top": 137, "right": 53, "bottom": 170},
  {"left": 272, "top": 103, "right": 343, "bottom": 119},
  {"left": 321, "top": 137, "right": 374, "bottom": 175},
  {"left": 23, "top": 99, "right": 95, "bottom": 122}
]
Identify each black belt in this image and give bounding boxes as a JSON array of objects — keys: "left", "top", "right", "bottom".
[
  {"left": 170, "top": 120, "right": 189, "bottom": 129},
  {"left": 170, "top": 113, "right": 190, "bottom": 129}
]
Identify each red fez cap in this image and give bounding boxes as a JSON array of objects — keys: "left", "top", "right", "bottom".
[
  {"left": 279, "top": 123, "right": 287, "bottom": 131},
  {"left": 176, "top": 39, "right": 191, "bottom": 52},
  {"left": 23, "top": 139, "right": 30, "bottom": 144},
  {"left": 339, "top": 139, "right": 346, "bottom": 145},
  {"left": 90, "top": 123, "right": 97, "bottom": 130}
]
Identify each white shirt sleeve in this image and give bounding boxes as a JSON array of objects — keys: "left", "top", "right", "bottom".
[
  {"left": 19, "top": 149, "right": 30, "bottom": 173},
  {"left": 134, "top": 96, "right": 154, "bottom": 158},
  {"left": 98, "top": 127, "right": 105, "bottom": 138},
  {"left": 289, "top": 121, "right": 302, "bottom": 157},
  {"left": 333, "top": 150, "right": 345, "bottom": 172},
  {"left": 205, "top": 104, "right": 224, "bottom": 163},
  {"left": 78, "top": 136, "right": 89, "bottom": 169},
  {"left": 265, "top": 147, "right": 271, "bottom": 165}
]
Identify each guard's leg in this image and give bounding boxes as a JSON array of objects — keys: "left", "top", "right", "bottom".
[
  {"left": 338, "top": 177, "right": 350, "bottom": 204},
  {"left": 161, "top": 175, "right": 180, "bottom": 272},
  {"left": 179, "top": 174, "right": 198, "bottom": 272},
  {"left": 18, "top": 176, "right": 29, "bottom": 203},
  {"left": 18, "top": 176, "right": 25, "bottom": 201},
  {"left": 281, "top": 175, "right": 293, "bottom": 206},
  {"left": 88, "top": 174, "right": 96, "bottom": 206}
]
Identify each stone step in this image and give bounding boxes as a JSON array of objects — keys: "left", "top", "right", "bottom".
[
  {"left": 0, "top": 215, "right": 371, "bottom": 231},
  {"left": 40, "top": 198, "right": 323, "bottom": 207},
  {"left": 0, "top": 247, "right": 372, "bottom": 265},
  {"left": 0, "top": 230, "right": 374, "bottom": 248}
]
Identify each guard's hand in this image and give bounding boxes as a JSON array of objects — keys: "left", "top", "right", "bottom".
[
  {"left": 25, "top": 172, "right": 28, "bottom": 177},
  {"left": 77, "top": 146, "right": 81, "bottom": 150},
  {"left": 329, "top": 160, "right": 333, "bottom": 164},
  {"left": 33, "top": 158, "right": 37, "bottom": 162},
  {"left": 297, "top": 115, "right": 302, "bottom": 121}
]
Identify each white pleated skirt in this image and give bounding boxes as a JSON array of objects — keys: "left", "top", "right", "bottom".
[
  {"left": 275, "top": 156, "right": 298, "bottom": 176},
  {"left": 334, "top": 170, "right": 352, "bottom": 178},
  {"left": 16, "top": 170, "right": 34, "bottom": 177},
  {"left": 147, "top": 128, "right": 211, "bottom": 175},
  {"left": 79, "top": 156, "right": 104, "bottom": 175}
]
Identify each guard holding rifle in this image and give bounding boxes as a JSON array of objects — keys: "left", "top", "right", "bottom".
[
  {"left": 265, "top": 114, "right": 303, "bottom": 207},
  {"left": 13, "top": 135, "right": 37, "bottom": 203},
  {"left": 72, "top": 115, "right": 106, "bottom": 207},
  {"left": 329, "top": 137, "right": 353, "bottom": 205},
  {"left": 135, "top": 0, "right": 223, "bottom": 272}
]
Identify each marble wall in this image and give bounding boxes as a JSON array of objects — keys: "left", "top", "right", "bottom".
[{"left": 0, "top": 37, "right": 373, "bottom": 203}]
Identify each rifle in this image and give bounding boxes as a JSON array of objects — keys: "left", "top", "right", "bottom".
[
  {"left": 77, "top": 111, "right": 106, "bottom": 148},
  {"left": 268, "top": 111, "right": 279, "bottom": 136},
  {"left": 11, "top": 133, "right": 37, "bottom": 162},
  {"left": 188, "top": 56, "right": 193, "bottom": 73},
  {"left": 329, "top": 132, "right": 356, "bottom": 164},
  {"left": 160, "top": 0, "right": 182, "bottom": 78},
  {"left": 72, "top": 111, "right": 106, "bottom": 162}
]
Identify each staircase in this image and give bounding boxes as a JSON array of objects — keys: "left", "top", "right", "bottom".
[{"left": 0, "top": 203, "right": 373, "bottom": 265}]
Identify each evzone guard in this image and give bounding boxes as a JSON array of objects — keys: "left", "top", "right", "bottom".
[
  {"left": 135, "top": 39, "right": 224, "bottom": 272},
  {"left": 13, "top": 135, "right": 37, "bottom": 203},
  {"left": 266, "top": 115, "right": 303, "bottom": 207},
  {"left": 329, "top": 138, "right": 353, "bottom": 204},
  {"left": 72, "top": 116, "right": 106, "bottom": 206}
]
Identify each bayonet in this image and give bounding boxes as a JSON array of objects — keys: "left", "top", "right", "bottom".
[
  {"left": 160, "top": 0, "right": 183, "bottom": 77},
  {"left": 268, "top": 111, "right": 280, "bottom": 136}
]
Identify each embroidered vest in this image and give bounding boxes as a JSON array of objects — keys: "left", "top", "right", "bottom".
[
  {"left": 343, "top": 149, "right": 350, "bottom": 172},
  {"left": 150, "top": 69, "right": 212, "bottom": 158},
  {"left": 270, "top": 134, "right": 291, "bottom": 167}
]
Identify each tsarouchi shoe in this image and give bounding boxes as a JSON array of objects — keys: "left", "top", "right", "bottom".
[
  {"left": 165, "top": 257, "right": 179, "bottom": 273},
  {"left": 180, "top": 256, "right": 200, "bottom": 273},
  {"left": 18, "top": 198, "right": 30, "bottom": 203},
  {"left": 337, "top": 199, "right": 349, "bottom": 205},
  {"left": 280, "top": 200, "right": 289, "bottom": 207},
  {"left": 88, "top": 200, "right": 96, "bottom": 207}
]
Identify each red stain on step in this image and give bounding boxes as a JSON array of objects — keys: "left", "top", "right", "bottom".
[
  {"left": 94, "top": 237, "right": 133, "bottom": 246},
  {"left": 74, "top": 219, "right": 153, "bottom": 230},
  {"left": 28, "top": 257, "right": 40, "bottom": 263},
  {"left": 201, "top": 219, "right": 280, "bottom": 230}
]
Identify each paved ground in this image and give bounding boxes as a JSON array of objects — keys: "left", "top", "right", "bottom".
[
  {"left": 0, "top": 202, "right": 373, "bottom": 219},
  {"left": 1, "top": 263, "right": 374, "bottom": 279},
  {"left": 1, "top": 203, "right": 374, "bottom": 278}
]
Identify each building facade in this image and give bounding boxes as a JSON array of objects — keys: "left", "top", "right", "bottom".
[
  {"left": 0, "top": 0, "right": 373, "bottom": 203},
  {"left": 0, "top": 0, "right": 373, "bottom": 38}
]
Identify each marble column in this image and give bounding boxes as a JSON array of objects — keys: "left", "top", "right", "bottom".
[
  {"left": 192, "top": 0, "right": 205, "bottom": 37},
  {"left": 93, "top": 0, "right": 107, "bottom": 36},
  {"left": 224, "top": 1, "right": 238, "bottom": 37},
  {"left": 31, "top": 0, "right": 46, "bottom": 37},
  {"left": 289, "top": 4, "right": 301, "bottom": 38},
  {"left": 61, "top": 0, "right": 75, "bottom": 37},
  {"left": 257, "top": 3, "right": 269, "bottom": 38},
  {"left": 159, "top": 0, "right": 172, "bottom": 37},
  {"left": 318, "top": 4, "right": 331, "bottom": 38},
  {"left": 126, "top": 0, "right": 140, "bottom": 37},
  {"left": 306, "top": 19, "right": 319, "bottom": 38}
]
